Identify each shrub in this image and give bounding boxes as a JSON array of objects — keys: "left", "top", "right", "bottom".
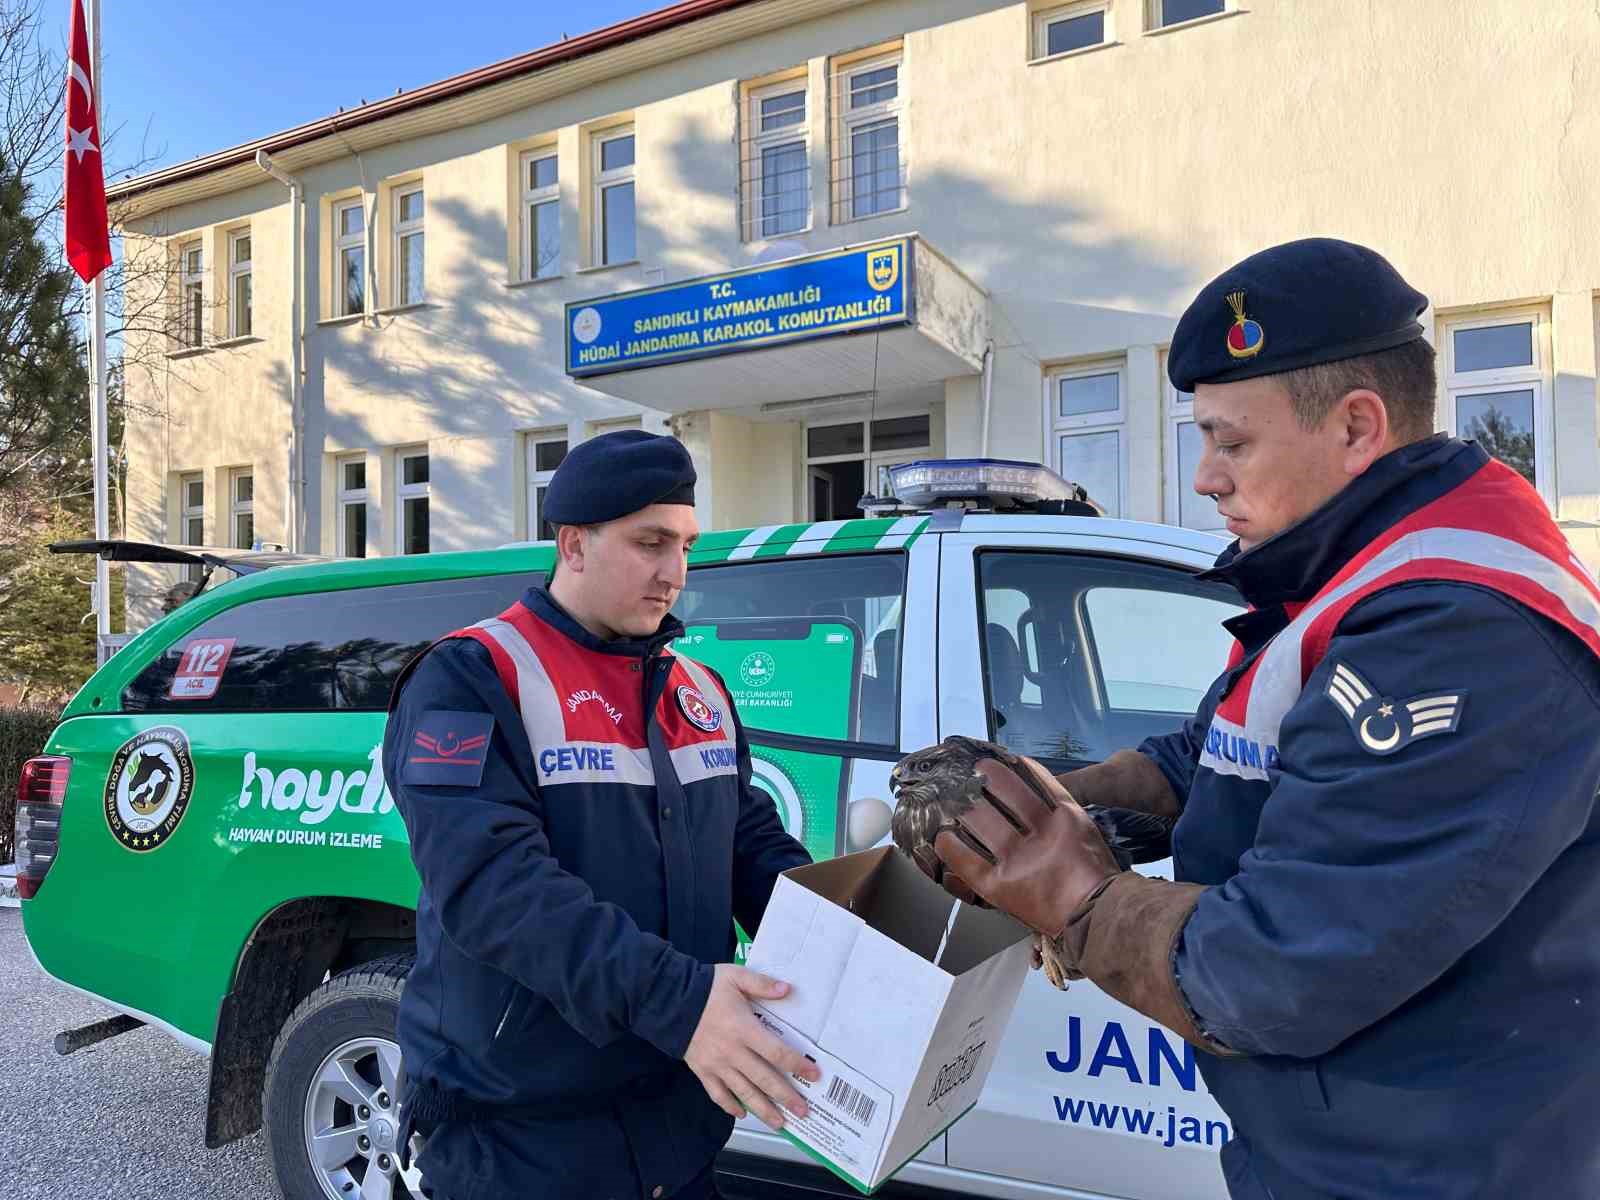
[{"left": 0, "top": 704, "right": 61, "bottom": 863}]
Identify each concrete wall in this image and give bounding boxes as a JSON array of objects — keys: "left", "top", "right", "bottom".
[{"left": 120, "top": 0, "right": 1600, "bottom": 627}]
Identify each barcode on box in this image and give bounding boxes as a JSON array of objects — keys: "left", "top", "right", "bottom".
[{"left": 826, "top": 1075, "right": 878, "bottom": 1126}]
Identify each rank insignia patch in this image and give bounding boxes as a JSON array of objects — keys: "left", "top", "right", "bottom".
[
  {"left": 403, "top": 710, "right": 494, "bottom": 786},
  {"left": 1324, "top": 662, "right": 1465, "bottom": 756}
]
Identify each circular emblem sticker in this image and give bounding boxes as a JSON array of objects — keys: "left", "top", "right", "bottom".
[
  {"left": 739, "top": 651, "right": 776, "bottom": 689},
  {"left": 677, "top": 685, "right": 723, "bottom": 733},
  {"left": 104, "top": 726, "right": 195, "bottom": 853},
  {"left": 572, "top": 307, "right": 602, "bottom": 345}
]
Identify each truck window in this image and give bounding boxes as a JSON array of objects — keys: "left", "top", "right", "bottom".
[
  {"left": 677, "top": 553, "right": 905, "bottom": 747},
  {"left": 122, "top": 574, "right": 541, "bottom": 713},
  {"left": 977, "top": 552, "right": 1240, "bottom": 764}
]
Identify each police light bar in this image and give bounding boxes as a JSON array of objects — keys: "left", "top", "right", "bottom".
[{"left": 887, "top": 458, "right": 1099, "bottom": 513}]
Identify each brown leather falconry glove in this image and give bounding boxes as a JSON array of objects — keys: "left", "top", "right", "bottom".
[
  {"left": 928, "top": 756, "right": 1234, "bottom": 1056},
  {"left": 1055, "top": 749, "right": 1182, "bottom": 819}
]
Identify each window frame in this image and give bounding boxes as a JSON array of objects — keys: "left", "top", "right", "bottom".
[
  {"left": 392, "top": 185, "right": 425, "bottom": 307},
  {"left": 591, "top": 127, "right": 637, "bottom": 267},
  {"left": 1032, "top": 0, "right": 1114, "bottom": 60},
  {"left": 833, "top": 51, "right": 905, "bottom": 224},
  {"left": 333, "top": 199, "right": 367, "bottom": 317},
  {"left": 1441, "top": 307, "right": 1552, "bottom": 502},
  {"left": 1161, "top": 361, "right": 1226, "bottom": 532},
  {"left": 744, "top": 78, "right": 811, "bottom": 241},
  {"left": 1045, "top": 359, "right": 1128, "bottom": 518},
  {"left": 179, "top": 472, "right": 205, "bottom": 582},
  {"left": 397, "top": 446, "right": 431, "bottom": 556},
  {"left": 177, "top": 240, "right": 204, "bottom": 347},
  {"left": 520, "top": 148, "right": 561, "bottom": 281},
  {"left": 804, "top": 413, "right": 932, "bottom": 518},
  {"left": 230, "top": 468, "right": 255, "bottom": 550},
  {"left": 1147, "top": 0, "right": 1229, "bottom": 31},
  {"left": 525, "top": 432, "right": 570, "bottom": 542},
  {"left": 336, "top": 454, "right": 369, "bottom": 559},
  {"left": 227, "top": 229, "right": 252, "bottom": 339}
]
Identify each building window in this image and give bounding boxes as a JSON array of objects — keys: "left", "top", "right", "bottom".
[
  {"left": 228, "top": 231, "right": 252, "bottom": 338},
  {"left": 334, "top": 200, "right": 365, "bottom": 317},
  {"left": 1161, "top": 365, "right": 1225, "bottom": 531},
  {"left": 230, "top": 469, "right": 255, "bottom": 550},
  {"left": 526, "top": 434, "right": 569, "bottom": 541},
  {"left": 522, "top": 150, "right": 560, "bottom": 280},
  {"left": 1150, "top": 0, "right": 1225, "bottom": 28},
  {"left": 1443, "top": 310, "right": 1549, "bottom": 495},
  {"left": 177, "top": 241, "right": 204, "bottom": 347},
  {"left": 394, "top": 186, "right": 425, "bottom": 306},
  {"left": 179, "top": 473, "right": 204, "bottom": 581},
  {"left": 398, "top": 447, "right": 430, "bottom": 555},
  {"left": 805, "top": 413, "right": 930, "bottom": 520},
  {"left": 833, "top": 53, "right": 904, "bottom": 223},
  {"left": 1034, "top": 1, "right": 1111, "bottom": 58},
  {"left": 1047, "top": 360, "right": 1126, "bottom": 518},
  {"left": 743, "top": 80, "right": 809, "bottom": 239},
  {"left": 593, "top": 129, "right": 636, "bottom": 266},
  {"left": 337, "top": 455, "right": 368, "bottom": 558}
]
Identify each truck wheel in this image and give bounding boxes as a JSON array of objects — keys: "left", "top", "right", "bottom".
[{"left": 264, "top": 954, "right": 430, "bottom": 1200}]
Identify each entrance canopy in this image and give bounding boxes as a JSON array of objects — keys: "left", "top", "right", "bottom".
[{"left": 564, "top": 235, "right": 988, "bottom": 412}]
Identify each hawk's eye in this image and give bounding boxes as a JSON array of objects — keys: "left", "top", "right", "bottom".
[{"left": 918, "top": 760, "right": 932, "bottom": 774}]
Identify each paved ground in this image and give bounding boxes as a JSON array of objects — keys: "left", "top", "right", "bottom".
[{"left": 0, "top": 906, "right": 278, "bottom": 1198}]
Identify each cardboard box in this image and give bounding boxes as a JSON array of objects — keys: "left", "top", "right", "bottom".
[{"left": 745, "top": 846, "right": 1033, "bottom": 1194}]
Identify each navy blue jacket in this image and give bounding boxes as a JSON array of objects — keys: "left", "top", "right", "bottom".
[
  {"left": 1142, "top": 437, "right": 1600, "bottom": 1199},
  {"left": 383, "top": 587, "right": 809, "bottom": 1200}
]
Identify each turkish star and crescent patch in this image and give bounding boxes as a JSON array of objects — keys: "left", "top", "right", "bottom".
[
  {"left": 1323, "top": 662, "right": 1465, "bottom": 757},
  {"left": 403, "top": 709, "right": 495, "bottom": 785}
]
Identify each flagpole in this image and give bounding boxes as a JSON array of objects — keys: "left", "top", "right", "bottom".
[{"left": 87, "top": 0, "right": 110, "bottom": 654}]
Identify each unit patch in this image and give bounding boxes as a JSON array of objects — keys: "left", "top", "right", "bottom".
[
  {"left": 1224, "top": 290, "right": 1265, "bottom": 360},
  {"left": 105, "top": 726, "right": 195, "bottom": 852},
  {"left": 677, "top": 685, "right": 723, "bottom": 733},
  {"left": 403, "top": 710, "right": 494, "bottom": 786},
  {"left": 1324, "top": 662, "right": 1465, "bottom": 756}
]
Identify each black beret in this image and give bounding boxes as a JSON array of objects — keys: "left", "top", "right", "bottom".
[
  {"left": 542, "top": 429, "right": 696, "bottom": 525},
  {"left": 1168, "top": 238, "right": 1428, "bottom": 393}
]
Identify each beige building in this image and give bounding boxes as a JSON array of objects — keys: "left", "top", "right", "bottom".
[{"left": 113, "top": 0, "right": 1600, "bottom": 627}]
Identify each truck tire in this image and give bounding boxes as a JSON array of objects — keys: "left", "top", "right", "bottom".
[{"left": 264, "top": 954, "right": 429, "bottom": 1200}]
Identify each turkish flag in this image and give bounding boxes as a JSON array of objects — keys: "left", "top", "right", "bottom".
[{"left": 64, "top": 0, "right": 111, "bottom": 282}]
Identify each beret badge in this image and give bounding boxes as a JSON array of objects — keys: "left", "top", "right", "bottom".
[{"left": 1224, "top": 290, "right": 1265, "bottom": 360}]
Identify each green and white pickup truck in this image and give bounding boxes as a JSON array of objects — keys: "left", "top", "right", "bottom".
[{"left": 19, "top": 460, "right": 1243, "bottom": 1200}]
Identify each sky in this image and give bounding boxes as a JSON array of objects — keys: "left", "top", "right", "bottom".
[{"left": 40, "top": 0, "right": 660, "bottom": 181}]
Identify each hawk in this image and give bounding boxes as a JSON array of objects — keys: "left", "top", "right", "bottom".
[{"left": 889, "top": 735, "right": 1170, "bottom": 989}]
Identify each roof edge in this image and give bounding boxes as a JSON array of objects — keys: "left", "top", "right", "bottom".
[{"left": 108, "top": 0, "right": 757, "bottom": 204}]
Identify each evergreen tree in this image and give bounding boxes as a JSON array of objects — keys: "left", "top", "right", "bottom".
[
  {"left": 0, "top": 149, "right": 91, "bottom": 501},
  {"left": 0, "top": 509, "right": 125, "bottom": 703}
]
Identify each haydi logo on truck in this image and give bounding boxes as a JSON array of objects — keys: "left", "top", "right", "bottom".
[{"left": 236, "top": 745, "right": 393, "bottom": 824}]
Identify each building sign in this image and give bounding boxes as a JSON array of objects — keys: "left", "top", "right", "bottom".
[{"left": 565, "top": 238, "right": 914, "bottom": 378}]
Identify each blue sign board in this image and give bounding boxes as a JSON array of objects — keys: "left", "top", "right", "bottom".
[{"left": 565, "top": 238, "right": 914, "bottom": 378}]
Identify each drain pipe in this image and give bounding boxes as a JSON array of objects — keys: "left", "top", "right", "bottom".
[
  {"left": 254, "top": 150, "right": 305, "bottom": 553},
  {"left": 979, "top": 341, "right": 995, "bottom": 458}
]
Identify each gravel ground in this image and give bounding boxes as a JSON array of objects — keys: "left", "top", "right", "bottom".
[{"left": 0, "top": 905, "right": 278, "bottom": 1199}]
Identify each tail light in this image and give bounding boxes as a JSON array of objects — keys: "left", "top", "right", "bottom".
[{"left": 15, "top": 756, "right": 70, "bottom": 901}]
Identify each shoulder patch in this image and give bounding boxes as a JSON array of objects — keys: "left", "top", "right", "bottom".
[
  {"left": 403, "top": 709, "right": 495, "bottom": 786},
  {"left": 1323, "top": 662, "right": 1466, "bottom": 757}
]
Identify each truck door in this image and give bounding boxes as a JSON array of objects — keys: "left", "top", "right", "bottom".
[
  {"left": 936, "top": 528, "right": 1242, "bottom": 1200},
  {"left": 679, "top": 531, "right": 947, "bottom": 1168}
]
